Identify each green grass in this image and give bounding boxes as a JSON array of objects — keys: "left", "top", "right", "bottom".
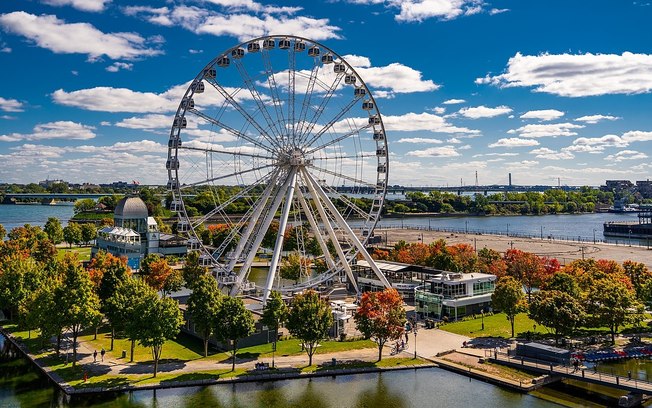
[
  {"left": 72, "top": 212, "right": 113, "bottom": 220},
  {"left": 440, "top": 313, "right": 544, "bottom": 338},
  {"left": 212, "top": 338, "right": 376, "bottom": 361},
  {"left": 57, "top": 247, "right": 91, "bottom": 261},
  {"left": 300, "top": 356, "right": 429, "bottom": 373}
]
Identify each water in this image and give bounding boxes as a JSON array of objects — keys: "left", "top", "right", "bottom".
[{"left": 0, "top": 204, "right": 74, "bottom": 232}]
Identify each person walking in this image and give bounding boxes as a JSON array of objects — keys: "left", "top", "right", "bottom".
[
  {"left": 100, "top": 348, "right": 106, "bottom": 362},
  {"left": 93, "top": 350, "right": 97, "bottom": 362}
]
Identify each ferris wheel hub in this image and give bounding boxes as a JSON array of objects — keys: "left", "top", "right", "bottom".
[{"left": 279, "top": 148, "right": 310, "bottom": 167}]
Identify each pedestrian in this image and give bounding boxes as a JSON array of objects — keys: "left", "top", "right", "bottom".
[
  {"left": 405, "top": 332, "right": 409, "bottom": 343},
  {"left": 100, "top": 347, "right": 105, "bottom": 362},
  {"left": 93, "top": 350, "right": 97, "bottom": 362}
]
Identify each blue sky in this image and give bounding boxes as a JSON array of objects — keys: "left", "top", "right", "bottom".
[{"left": 1, "top": 0, "right": 652, "bottom": 186}]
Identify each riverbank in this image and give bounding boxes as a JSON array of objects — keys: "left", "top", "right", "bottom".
[{"left": 383, "top": 229, "right": 652, "bottom": 269}]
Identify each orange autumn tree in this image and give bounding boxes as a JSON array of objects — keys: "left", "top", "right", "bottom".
[
  {"left": 354, "top": 288, "right": 406, "bottom": 361},
  {"left": 144, "top": 257, "right": 183, "bottom": 296},
  {"left": 505, "top": 249, "right": 548, "bottom": 302}
]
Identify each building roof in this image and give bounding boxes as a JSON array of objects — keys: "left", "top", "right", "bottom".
[
  {"left": 99, "top": 226, "right": 140, "bottom": 238},
  {"left": 114, "top": 195, "right": 148, "bottom": 219},
  {"left": 357, "top": 260, "right": 410, "bottom": 272}
]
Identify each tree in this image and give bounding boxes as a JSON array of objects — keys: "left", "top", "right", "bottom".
[
  {"left": 80, "top": 223, "right": 97, "bottom": 246},
  {"left": 25, "top": 277, "right": 66, "bottom": 352},
  {"left": 74, "top": 198, "right": 96, "bottom": 214},
  {"left": 261, "top": 290, "right": 288, "bottom": 367},
  {"left": 182, "top": 251, "right": 208, "bottom": 289},
  {"left": 187, "top": 274, "right": 222, "bottom": 357},
  {"left": 505, "top": 249, "right": 548, "bottom": 302},
  {"left": 354, "top": 288, "right": 406, "bottom": 361},
  {"left": 0, "top": 255, "right": 43, "bottom": 321},
  {"left": 286, "top": 290, "right": 333, "bottom": 366},
  {"left": 133, "top": 295, "right": 184, "bottom": 377},
  {"left": 279, "top": 252, "right": 311, "bottom": 283},
  {"left": 587, "top": 277, "right": 638, "bottom": 344},
  {"left": 56, "top": 256, "right": 102, "bottom": 366},
  {"left": 528, "top": 290, "right": 584, "bottom": 344},
  {"left": 0, "top": 224, "right": 5, "bottom": 240},
  {"left": 106, "top": 277, "right": 152, "bottom": 362},
  {"left": 63, "top": 223, "right": 82, "bottom": 248},
  {"left": 491, "top": 277, "right": 524, "bottom": 338},
  {"left": 144, "top": 257, "right": 182, "bottom": 296},
  {"left": 43, "top": 217, "right": 64, "bottom": 244},
  {"left": 622, "top": 261, "right": 652, "bottom": 300},
  {"left": 214, "top": 296, "right": 255, "bottom": 371},
  {"left": 545, "top": 272, "right": 580, "bottom": 298}
]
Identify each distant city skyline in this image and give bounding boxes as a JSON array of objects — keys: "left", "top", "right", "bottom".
[{"left": 1, "top": 0, "right": 651, "bottom": 186}]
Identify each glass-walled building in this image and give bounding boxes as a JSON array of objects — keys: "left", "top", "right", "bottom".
[{"left": 415, "top": 272, "right": 496, "bottom": 321}]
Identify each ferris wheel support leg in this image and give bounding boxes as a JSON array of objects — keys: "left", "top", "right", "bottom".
[
  {"left": 302, "top": 169, "right": 391, "bottom": 290},
  {"left": 262, "top": 170, "right": 297, "bottom": 305},
  {"left": 300, "top": 170, "right": 358, "bottom": 294},
  {"left": 296, "top": 190, "right": 337, "bottom": 271},
  {"left": 230, "top": 170, "right": 294, "bottom": 297},
  {"left": 226, "top": 171, "right": 279, "bottom": 273}
]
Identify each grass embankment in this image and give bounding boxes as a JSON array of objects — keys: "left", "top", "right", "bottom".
[
  {"left": 56, "top": 247, "right": 92, "bottom": 262},
  {"left": 440, "top": 312, "right": 650, "bottom": 340}
]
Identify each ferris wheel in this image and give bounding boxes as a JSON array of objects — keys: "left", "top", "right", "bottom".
[{"left": 166, "top": 35, "right": 391, "bottom": 302}]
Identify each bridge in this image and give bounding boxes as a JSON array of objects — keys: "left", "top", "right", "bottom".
[
  {"left": 335, "top": 184, "right": 581, "bottom": 196},
  {"left": 1, "top": 193, "right": 122, "bottom": 204},
  {"left": 490, "top": 350, "right": 652, "bottom": 395}
]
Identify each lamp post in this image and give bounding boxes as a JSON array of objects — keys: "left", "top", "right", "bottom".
[
  {"left": 481, "top": 309, "right": 485, "bottom": 331},
  {"left": 413, "top": 319, "right": 418, "bottom": 359},
  {"left": 593, "top": 228, "right": 596, "bottom": 244},
  {"left": 506, "top": 223, "right": 509, "bottom": 236},
  {"left": 540, "top": 225, "right": 543, "bottom": 240},
  {"left": 628, "top": 229, "right": 632, "bottom": 247},
  {"left": 465, "top": 220, "right": 468, "bottom": 234}
]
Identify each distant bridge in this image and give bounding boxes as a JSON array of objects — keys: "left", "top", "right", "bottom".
[
  {"left": 336, "top": 184, "right": 582, "bottom": 195},
  {"left": 2, "top": 193, "right": 122, "bottom": 204}
]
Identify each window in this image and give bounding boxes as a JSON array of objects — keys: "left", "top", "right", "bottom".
[
  {"left": 443, "top": 283, "right": 466, "bottom": 299},
  {"left": 473, "top": 281, "right": 495, "bottom": 296}
]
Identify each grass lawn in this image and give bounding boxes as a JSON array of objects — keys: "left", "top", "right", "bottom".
[
  {"left": 56, "top": 246, "right": 91, "bottom": 261},
  {"left": 300, "top": 356, "right": 429, "bottom": 373},
  {"left": 440, "top": 313, "right": 545, "bottom": 338}
]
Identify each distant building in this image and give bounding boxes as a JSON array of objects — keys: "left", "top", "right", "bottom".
[
  {"left": 636, "top": 180, "right": 652, "bottom": 199},
  {"left": 38, "top": 178, "right": 67, "bottom": 188},
  {"left": 92, "top": 195, "right": 187, "bottom": 269},
  {"left": 603, "top": 180, "right": 634, "bottom": 193}
]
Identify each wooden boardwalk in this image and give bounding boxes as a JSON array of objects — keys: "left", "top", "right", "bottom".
[{"left": 490, "top": 352, "right": 652, "bottom": 394}]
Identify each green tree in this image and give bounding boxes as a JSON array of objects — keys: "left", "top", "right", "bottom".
[
  {"left": 74, "top": 198, "right": 96, "bottom": 214},
  {"left": 56, "top": 257, "right": 102, "bottom": 366},
  {"left": 80, "top": 223, "right": 97, "bottom": 246},
  {"left": 106, "top": 277, "right": 152, "bottom": 362},
  {"left": 26, "top": 277, "right": 66, "bottom": 352},
  {"left": 354, "top": 288, "right": 406, "bottom": 361},
  {"left": 0, "top": 256, "right": 43, "bottom": 320},
  {"left": 187, "top": 274, "right": 222, "bottom": 357},
  {"left": 0, "top": 224, "right": 6, "bottom": 240},
  {"left": 43, "top": 217, "right": 64, "bottom": 244},
  {"left": 182, "top": 251, "right": 208, "bottom": 289},
  {"left": 133, "top": 294, "right": 184, "bottom": 377},
  {"left": 261, "top": 290, "right": 288, "bottom": 367},
  {"left": 214, "top": 296, "right": 255, "bottom": 371},
  {"left": 528, "top": 290, "right": 584, "bottom": 344},
  {"left": 587, "top": 278, "right": 638, "bottom": 344},
  {"left": 286, "top": 290, "right": 333, "bottom": 366},
  {"left": 622, "top": 261, "right": 652, "bottom": 300},
  {"left": 279, "top": 252, "right": 311, "bottom": 283},
  {"left": 491, "top": 276, "right": 524, "bottom": 338},
  {"left": 63, "top": 223, "right": 82, "bottom": 248}
]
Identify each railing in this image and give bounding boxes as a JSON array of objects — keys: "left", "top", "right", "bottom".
[{"left": 489, "top": 350, "right": 652, "bottom": 393}]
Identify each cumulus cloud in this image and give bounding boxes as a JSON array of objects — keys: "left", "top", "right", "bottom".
[
  {"left": 488, "top": 138, "right": 539, "bottom": 148},
  {"left": 458, "top": 105, "right": 512, "bottom": 119},
  {"left": 520, "top": 109, "right": 564, "bottom": 121},
  {"left": 605, "top": 150, "right": 648, "bottom": 162},
  {"left": 574, "top": 114, "right": 620, "bottom": 124},
  {"left": 396, "top": 137, "right": 443, "bottom": 144},
  {"left": 124, "top": 5, "right": 340, "bottom": 41},
  {"left": 476, "top": 52, "right": 652, "bottom": 97},
  {"left": 442, "top": 99, "right": 466, "bottom": 105},
  {"left": 0, "top": 97, "right": 24, "bottom": 112},
  {"left": 0, "top": 12, "right": 162, "bottom": 61},
  {"left": 529, "top": 147, "right": 574, "bottom": 160},
  {"left": 348, "top": 0, "right": 489, "bottom": 22},
  {"left": 355, "top": 62, "right": 440, "bottom": 95},
  {"left": 507, "top": 122, "right": 584, "bottom": 138},
  {"left": 382, "top": 112, "right": 480, "bottom": 134},
  {"left": 565, "top": 131, "right": 652, "bottom": 154},
  {"left": 405, "top": 146, "right": 460, "bottom": 158},
  {"left": 106, "top": 62, "right": 133, "bottom": 72},
  {"left": 42, "top": 0, "right": 111, "bottom": 12},
  {"left": 0, "top": 121, "right": 96, "bottom": 142}
]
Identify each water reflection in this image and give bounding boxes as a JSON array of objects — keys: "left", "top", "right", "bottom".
[{"left": 354, "top": 374, "right": 405, "bottom": 408}]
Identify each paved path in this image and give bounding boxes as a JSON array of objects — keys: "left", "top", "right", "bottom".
[{"left": 399, "top": 326, "right": 470, "bottom": 358}]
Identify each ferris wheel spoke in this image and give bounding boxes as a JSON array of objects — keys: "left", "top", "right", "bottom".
[
  {"left": 233, "top": 58, "right": 284, "bottom": 141},
  {"left": 306, "top": 164, "right": 377, "bottom": 189},
  {"left": 312, "top": 153, "right": 377, "bottom": 161},
  {"left": 178, "top": 144, "right": 275, "bottom": 161},
  {"left": 302, "top": 168, "right": 391, "bottom": 290},
  {"left": 204, "top": 79, "right": 281, "bottom": 151},
  {"left": 320, "top": 184, "right": 371, "bottom": 219},
  {"left": 180, "top": 164, "right": 275, "bottom": 189},
  {"left": 305, "top": 123, "right": 372, "bottom": 155},
  {"left": 261, "top": 49, "right": 287, "bottom": 139},
  {"left": 296, "top": 188, "right": 337, "bottom": 271},
  {"left": 288, "top": 47, "right": 297, "bottom": 145},
  {"left": 302, "top": 97, "right": 360, "bottom": 149},
  {"left": 297, "top": 73, "right": 345, "bottom": 144},
  {"left": 299, "top": 170, "right": 358, "bottom": 293},
  {"left": 190, "top": 171, "right": 275, "bottom": 228},
  {"left": 230, "top": 169, "right": 296, "bottom": 296},
  {"left": 187, "top": 108, "right": 276, "bottom": 155},
  {"left": 295, "top": 59, "right": 320, "bottom": 139}
]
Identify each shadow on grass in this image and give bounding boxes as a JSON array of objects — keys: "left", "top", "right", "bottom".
[
  {"left": 119, "top": 360, "right": 187, "bottom": 375},
  {"left": 158, "top": 372, "right": 221, "bottom": 384},
  {"left": 74, "top": 376, "right": 132, "bottom": 389}
]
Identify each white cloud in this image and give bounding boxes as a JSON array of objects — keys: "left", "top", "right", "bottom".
[
  {"left": 342, "top": 54, "right": 371, "bottom": 68},
  {"left": 520, "top": 109, "right": 564, "bottom": 121},
  {"left": 114, "top": 114, "right": 175, "bottom": 130},
  {"left": 382, "top": 112, "right": 480, "bottom": 134},
  {"left": 356, "top": 63, "right": 440, "bottom": 95},
  {"left": 393, "top": 0, "right": 486, "bottom": 22},
  {"left": 489, "top": 8, "right": 509, "bottom": 15},
  {"left": 472, "top": 152, "right": 519, "bottom": 157},
  {"left": 0, "top": 12, "right": 162, "bottom": 61},
  {"left": 42, "top": 0, "right": 111, "bottom": 12},
  {"left": 431, "top": 107, "right": 446, "bottom": 114},
  {"left": 488, "top": 138, "right": 539, "bottom": 148},
  {"left": 565, "top": 130, "right": 652, "bottom": 154},
  {"left": 396, "top": 137, "right": 443, "bottom": 144},
  {"left": 0, "top": 97, "right": 24, "bottom": 112},
  {"left": 0, "top": 121, "right": 96, "bottom": 142},
  {"left": 574, "top": 114, "right": 620, "bottom": 124},
  {"left": 106, "top": 62, "right": 133, "bottom": 72},
  {"left": 477, "top": 52, "right": 652, "bottom": 97},
  {"left": 507, "top": 122, "right": 584, "bottom": 138},
  {"left": 458, "top": 105, "right": 512, "bottom": 119},
  {"left": 53, "top": 86, "right": 175, "bottom": 113},
  {"left": 405, "top": 146, "right": 460, "bottom": 158},
  {"left": 622, "top": 130, "right": 652, "bottom": 142},
  {"left": 605, "top": 150, "right": 649, "bottom": 162},
  {"left": 529, "top": 147, "right": 574, "bottom": 160},
  {"left": 442, "top": 99, "right": 465, "bottom": 105}
]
